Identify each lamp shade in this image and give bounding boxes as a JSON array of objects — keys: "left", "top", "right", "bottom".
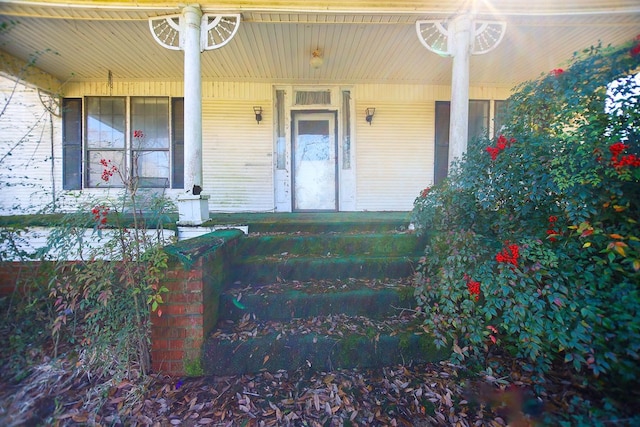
[{"left": 310, "top": 50, "right": 323, "bottom": 68}]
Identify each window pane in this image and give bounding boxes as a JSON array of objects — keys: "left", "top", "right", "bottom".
[
  {"left": 131, "top": 97, "right": 169, "bottom": 149},
  {"left": 342, "top": 90, "right": 351, "bottom": 169},
  {"left": 434, "top": 101, "right": 450, "bottom": 185},
  {"left": 295, "top": 90, "right": 331, "bottom": 105},
  {"left": 62, "top": 98, "right": 82, "bottom": 190},
  {"left": 469, "top": 100, "right": 490, "bottom": 140},
  {"left": 494, "top": 100, "right": 509, "bottom": 135},
  {"left": 275, "top": 90, "right": 286, "bottom": 169},
  {"left": 86, "top": 97, "right": 125, "bottom": 149},
  {"left": 172, "top": 98, "right": 184, "bottom": 189},
  {"left": 133, "top": 150, "right": 169, "bottom": 187},
  {"left": 87, "top": 150, "right": 125, "bottom": 187}
]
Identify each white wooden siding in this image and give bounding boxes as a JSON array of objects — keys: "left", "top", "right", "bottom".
[
  {"left": 2, "top": 77, "right": 513, "bottom": 214},
  {"left": 202, "top": 98, "right": 275, "bottom": 212},
  {"left": 352, "top": 84, "right": 510, "bottom": 211},
  {"left": 354, "top": 100, "right": 434, "bottom": 211},
  {"left": 0, "top": 77, "right": 61, "bottom": 215}
]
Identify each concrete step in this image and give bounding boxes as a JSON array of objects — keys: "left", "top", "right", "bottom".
[
  {"left": 207, "top": 212, "right": 413, "bottom": 234},
  {"left": 219, "top": 278, "right": 416, "bottom": 321},
  {"left": 203, "top": 312, "right": 446, "bottom": 376},
  {"left": 230, "top": 254, "right": 418, "bottom": 283},
  {"left": 235, "top": 232, "right": 424, "bottom": 258}
]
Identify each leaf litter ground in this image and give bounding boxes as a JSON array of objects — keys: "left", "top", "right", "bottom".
[
  {"left": 0, "top": 356, "right": 546, "bottom": 426},
  {"left": 0, "top": 277, "right": 623, "bottom": 426}
]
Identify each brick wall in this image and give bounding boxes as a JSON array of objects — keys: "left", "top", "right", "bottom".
[
  {"left": 150, "top": 229, "right": 243, "bottom": 376},
  {"left": 0, "top": 261, "right": 44, "bottom": 296},
  {"left": 0, "top": 229, "right": 245, "bottom": 377}
]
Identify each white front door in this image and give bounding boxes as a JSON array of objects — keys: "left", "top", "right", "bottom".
[{"left": 292, "top": 112, "right": 337, "bottom": 211}]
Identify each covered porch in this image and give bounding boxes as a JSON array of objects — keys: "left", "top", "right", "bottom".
[{"left": 0, "top": 0, "right": 638, "bottom": 219}]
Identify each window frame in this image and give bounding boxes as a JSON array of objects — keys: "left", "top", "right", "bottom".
[
  {"left": 60, "top": 96, "right": 184, "bottom": 190},
  {"left": 433, "top": 99, "right": 491, "bottom": 185}
]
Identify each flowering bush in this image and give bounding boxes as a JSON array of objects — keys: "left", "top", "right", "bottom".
[
  {"left": 411, "top": 36, "right": 640, "bottom": 414},
  {"left": 48, "top": 153, "right": 173, "bottom": 380}
]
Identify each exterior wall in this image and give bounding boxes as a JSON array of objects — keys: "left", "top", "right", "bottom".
[
  {"left": 354, "top": 84, "right": 511, "bottom": 211},
  {"left": 0, "top": 76, "right": 62, "bottom": 214},
  {"left": 2, "top": 77, "right": 512, "bottom": 214},
  {"left": 200, "top": 83, "right": 274, "bottom": 212}
]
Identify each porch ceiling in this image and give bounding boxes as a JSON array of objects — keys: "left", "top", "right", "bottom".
[{"left": 0, "top": 1, "right": 638, "bottom": 90}]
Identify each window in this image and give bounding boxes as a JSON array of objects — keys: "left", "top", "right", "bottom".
[
  {"left": 62, "top": 96, "right": 183, "bottom": 189},
  {"left": 275, "top": 90, "right": 286, "bottom": 170},
  {"left": 342, "top": 90, "right": 351, "bottom": 169},
  {"left": 131, "top": 97, "right": 169, "bottom": 188},
  {"left": 62, "top": 98, "right": 82, "bottom": 190},
  {"left": 494, "top": 100, "right": 509, "bottom": 136},
  {"left": 86, "top": 97, "right": 126, "bottom": 187},
  {"left": 171, "top": 98, "right": 184, "bottom": 189},
  {"left": 295, "top": 90, "right": 331, "bottom": 105},
  {"left": 433, "top": 100, "right": 490, "bottom": 184}
]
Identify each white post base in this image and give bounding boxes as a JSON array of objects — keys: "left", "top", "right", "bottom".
[{"left": 177, "top": 194, "right": 210, "bottom": 226}]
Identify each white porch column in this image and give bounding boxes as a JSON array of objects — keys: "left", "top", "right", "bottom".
[
  {"left": 183, "top": 5, "right": 203, "bottom": 195},
  {"left": 416, "top": 16, "right": 506, "bottom": 174},
  {"left": 177, "top": 4, "right": 209, "bottom": 226},
  {"left": 148, "top": 8, "right": 240, "bottom": 225},
  {"left": 448, "top": 14, "right": 472, "bottom": 167}
]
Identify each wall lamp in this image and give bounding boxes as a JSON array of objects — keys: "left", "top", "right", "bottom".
[
  {"left": 253, "top": 106, "right": 263, "bottom": 124},
  {"left": 365, "top": 107, "right": 375, "bottom": 125}
]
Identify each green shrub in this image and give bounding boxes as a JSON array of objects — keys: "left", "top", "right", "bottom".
[{"left": 411, "top": 36, "right": 640, "bottom": 406}]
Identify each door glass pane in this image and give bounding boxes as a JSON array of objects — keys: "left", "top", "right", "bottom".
[
  {"left": 294, "top": 115, "right": 336, "bottom": 211},
  {"left": 298, "top": 120, "right": 330, "bottom": 160}
]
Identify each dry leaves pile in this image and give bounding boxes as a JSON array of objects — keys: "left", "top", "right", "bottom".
[
  {"left": 212, "top": 311, "right": 422, "bottom": 344},
  {"left": 229, "top": 277, "right": 416, "bottom": 297},
  {"left": 139, "top": 362, "right": 508, "bottom": 427},
  {"left": 1, "top": 356, "right": 549, "bottom": 426}
]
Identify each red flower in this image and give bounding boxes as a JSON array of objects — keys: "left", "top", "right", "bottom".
[
  {"left": 464, "top": 274, "right": 481, "bottom": 301},
  {"left": 133, "top": 130, "right": 144, "bottom": 138},
  {"left": 420, "top": 187, "right": 431, "bottom": 198},
  {"left": 631, "top": 43, "right": 640, "bottom": 57},
  {"left": 486, "top": 135, "right": 515, "bottom": 161},
  {"left": 486, "top": 146, "right": 500, "bottom": 161},
  {"left": 496, "top": 135, "right": 508, "bottom": 150},
  {"left": 496, "top": 244, "right": 520, "bottom": 267},
  {"left": 608, "top": 142, "right": 640, "bottom": 169},
  {"left": 550, "top": 68, "right": 564, "bottom": 77},
  {"left": 609, "top": 142, "right": 628, "bottom": 157},
  {"left": 99, "top": 158, "right": 118, "bottom": 182}
]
